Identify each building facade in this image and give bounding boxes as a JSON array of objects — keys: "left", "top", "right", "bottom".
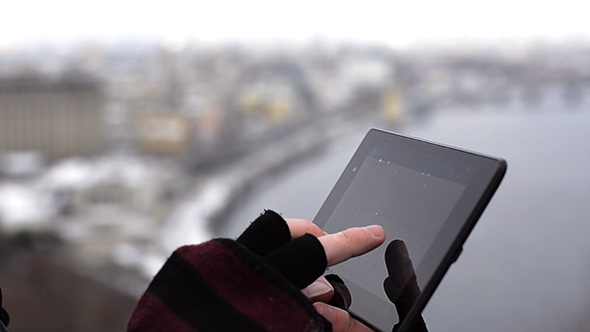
[{"left": 0, "top": 76, "right": 105, "bottom": 161}]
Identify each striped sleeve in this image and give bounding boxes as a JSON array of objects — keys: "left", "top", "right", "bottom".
[{"left": 128, "top": 239, "right": 331, "bottom": 332}]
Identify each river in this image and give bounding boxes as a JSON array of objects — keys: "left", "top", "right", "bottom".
[{"left": 218, "top": 98, "right": 590, "bottom": 331}]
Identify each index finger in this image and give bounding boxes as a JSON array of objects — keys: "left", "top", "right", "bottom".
[
  {"left": 285, "top": 218, "right": 326, "bottom": 239},
  {"left": 319, "top": 225, "right": 385, "bottom": 266}
]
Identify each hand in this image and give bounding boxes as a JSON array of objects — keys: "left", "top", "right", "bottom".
[
  {"left": 286, "top": 219, "right": 385, "bottom": 332},
  {"left": 383, "top": 240, "right": 428, "bottom": 332}
]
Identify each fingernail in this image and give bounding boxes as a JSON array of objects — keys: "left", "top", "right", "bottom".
[
  {"left": 364, "top": 225, "right": 384, "bottom": 238},
  {"left": 315, "top": 303, "right": 335, "bottom": 323},
  {"left": 305, "top": 280, "right": 334, "bottom": 298}
]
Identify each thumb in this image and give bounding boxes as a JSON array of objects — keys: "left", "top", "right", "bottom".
[
  {"left": 302, "top": 276, "right": 334, "bottom": 303},
  {"left": 313, "top": 303, "right": 374, "bottom": 332}
]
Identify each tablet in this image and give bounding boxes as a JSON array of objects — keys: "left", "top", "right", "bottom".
[{"left": 313, "top": 128, "right": 506, "bottom": 332}]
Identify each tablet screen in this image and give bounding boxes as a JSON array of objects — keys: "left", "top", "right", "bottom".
[{"left": 313, "top": 129, "right": 506, "bottom": 332}]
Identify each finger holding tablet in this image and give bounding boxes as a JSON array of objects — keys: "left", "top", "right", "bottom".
[{"left": 314, "top": 302, "right": 375, "bottom": 332}]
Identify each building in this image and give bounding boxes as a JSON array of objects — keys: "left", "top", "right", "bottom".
[{"left": 0, "top": 75, "right": 106, "bottom": 163}]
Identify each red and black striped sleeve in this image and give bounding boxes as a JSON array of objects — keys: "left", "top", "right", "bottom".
[{"left": 128, "top": 212, "right": 331, "bottom": 332}]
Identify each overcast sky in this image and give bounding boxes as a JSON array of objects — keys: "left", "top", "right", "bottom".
[{"left": 1, "top": 0, "right": 588, "bottom": 48}]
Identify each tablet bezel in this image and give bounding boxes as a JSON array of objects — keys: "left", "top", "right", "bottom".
[{"left": 313, "top": 128, "right": 506, "bottom": 332}]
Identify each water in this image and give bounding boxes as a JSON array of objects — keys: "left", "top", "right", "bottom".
[{"left": 219, "top": 105, "right": 590, "bottom": 332}]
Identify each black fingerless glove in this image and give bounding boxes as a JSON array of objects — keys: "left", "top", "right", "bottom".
[{"left": 237, "top": 210, "right": 328, "bottom": 289}]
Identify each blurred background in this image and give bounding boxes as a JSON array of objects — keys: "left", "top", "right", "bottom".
[{"left": 0, "top": 1, "right": 589, "bottom": 331}]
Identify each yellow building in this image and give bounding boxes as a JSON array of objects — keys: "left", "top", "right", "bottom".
[
  {"left": 134, "top": 114, "right": 191, "bottom": 155},
  {"left": 382, "top": 86, "right": 404, "bottom": 124}
]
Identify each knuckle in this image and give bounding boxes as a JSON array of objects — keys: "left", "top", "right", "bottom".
[
  {"left": 337, "top": 229, "right": 355, "bottom": 244},
  {"left": 336, "top": 230, "right": 356, "bottom": 255},
  {"left": 340, "top": 228, "right": 356, "bottom": 245}
]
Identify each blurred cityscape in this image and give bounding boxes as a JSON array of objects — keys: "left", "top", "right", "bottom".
[{"left": 0, "top": 39, "right": 589, "bottom": 331}]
